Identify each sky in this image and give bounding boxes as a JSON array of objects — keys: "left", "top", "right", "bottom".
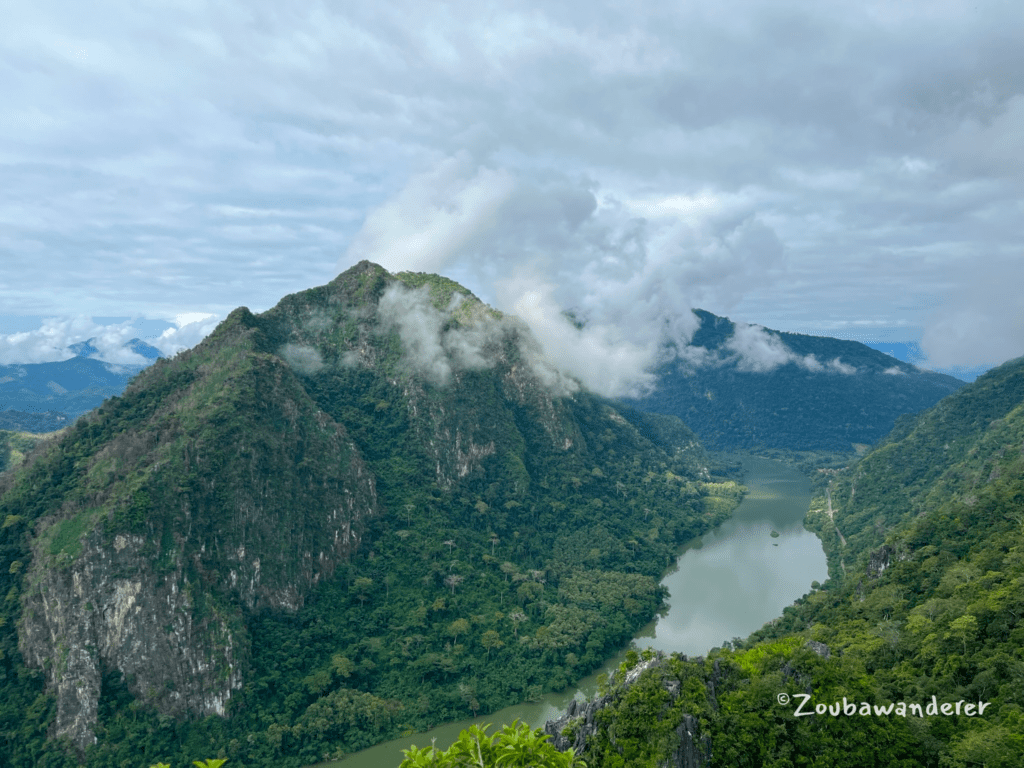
[{"left": 3, "top": 0, "right": 1022, "bottom": 391}]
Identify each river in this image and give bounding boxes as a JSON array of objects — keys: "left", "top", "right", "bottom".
[{"left": 312, "top": 454, "right": 827, "bottom": 767}]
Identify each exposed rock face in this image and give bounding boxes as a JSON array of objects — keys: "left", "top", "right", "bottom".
[
  {"left": 19, "top": 537, "right": 245, "bottom": 750},
  {"left": 867, "top": 542, "right": 907, "bottom": 579},
  {"left": 545, "top": 654, "right": 712, "bottom": 768},
  {"left": 5, "top": 261, "right": 712, "bottom": 758},
  {"left": 15, "top": 309, "right": 379, "bottom": 753}
]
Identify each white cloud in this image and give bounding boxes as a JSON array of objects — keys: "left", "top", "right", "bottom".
[
  {"left": 2, "top": 0, "right": 1022, "bottom": 374},
  {"left": 721, "top": 323, "right": 857, "bottom": 374},
  {"left": 0, "top": 316, "right": 146, "bottom": 365},
  {"left": 495, "top": 275, "right": 651, "bottom": 398},
  {"left": 827, "top": 358, "right": 857, "bottom": 375},
  {"left": 342, "top": 157, "right": 793, "bottom": 395},
  {"left": 920, "top": 255, "right": 1024, "bottom": 368},
  {"left": 154, "top": 315, "right": 225, "bottom": 358},
  {"left": 346, "top": 154, "right": 516, "bottom": 274},
  {"left": 279, "top": 343, "right": 324, "bottom": 375},
  {"left": 725, "top": 323, "right": 798, "bottom": 373}
]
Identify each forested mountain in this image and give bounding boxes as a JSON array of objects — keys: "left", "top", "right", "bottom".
[
  {"left": 561, "top": 355, "right": 1024, "bottom": 767},
  {"left": 624, "top": 309, "right": 966, "bottom": 452},
  {"left": 0, "top": 429, "right": 58, "bottom": 475},
  {"left": 0, "top": 262, "right": 743, "bottom": 767},
  {"left": 0, "top": 410, "right": 71, "bottom": 433},
  {"left": 0, "top": 338, "right": 163, "bottom": 424}
]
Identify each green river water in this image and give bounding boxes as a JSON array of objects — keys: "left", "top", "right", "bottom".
[{"left": 311, "top": 455, "right": 828, "bottom": 767}]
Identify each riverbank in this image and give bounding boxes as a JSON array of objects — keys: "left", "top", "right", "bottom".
[{"left": 309, "top": 454, "right": 827, "bottom": 768}]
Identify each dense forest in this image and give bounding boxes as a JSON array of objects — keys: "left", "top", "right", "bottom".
[
  {"left": 0, "top": 263, "right": 744, "bottom": 767},
  {"left": 559, "top": 355, "right": 1024, "bottom": 767},
  {"left": 625, "top": 309, "right": 965, "bottom": 452}
]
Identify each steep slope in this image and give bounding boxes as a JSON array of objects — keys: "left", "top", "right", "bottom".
[
  {"left": 0, "top": 429, "right": 59, "bottom": 474},
  {"left": 554, "top": 356, "right": 1024, "bottom": 767},
  {"left": 6, "top": 307, "right": 380, "bottom": 755},
  {"left": 625, "top": 309, "right": 966, "bottom": 452},
  {"left": 0, "top": 262, "right": 735, "bottom": 767}
]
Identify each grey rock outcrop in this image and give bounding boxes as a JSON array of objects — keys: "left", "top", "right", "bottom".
[{"left": 545, "top": 653, "right": 712, "bottom": 768}]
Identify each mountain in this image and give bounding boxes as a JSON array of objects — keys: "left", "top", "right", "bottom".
[
  {"left": 67, "top": 337, "right": 163, "bottom": 362},
  {"left": 0, "top": 429, "right": 57, "bottom": 475},
  {"left": 624, "top": 309, "right": 967, "bottom": 452},
  {"left": 0, "top": 338, "right": 164, "bottom": 426},
  {"left": 0, "top": 409, "right": 71, "bottom": 433},
  {"left": 0, "top": 262, "right": 741, "bottom": 767},
  {"left": 554, "top": 355, "right": 1024, "bottom": 767}
]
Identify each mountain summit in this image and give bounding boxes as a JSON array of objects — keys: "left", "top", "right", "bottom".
[{"left": 0, "top": 262, "right": 731, "bottom": 765}]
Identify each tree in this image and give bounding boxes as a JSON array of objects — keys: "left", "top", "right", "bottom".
[
  {"left": 445, "top": 574, "right": 464, "bottom": 595},
  {"left": 508, "top": 611, "right": 527, "bottom": 640},
  {"left": 946, "top": 614, "right": 979, "bottom": 655},
  {"left": 448, "top": 618, "right": 470, "bottom": 645},
  {"left": 331, "top": 653, "right": 354, "bottom": 678},
  {"left": 352, "top": 577, "right": 373, "bottom": 606},
  {"left": 481, "top": 629, "right": 505, "bottom": 659}
]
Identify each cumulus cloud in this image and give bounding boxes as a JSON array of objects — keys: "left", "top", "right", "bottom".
[
  {"left": 496, "top": 275, "right": 650, "bottom": 398},
  {"left": 4, "top": 0, "right": 1022, "bottom": 376},
  {"left": 722, "top": 323, "right": 857, "bottom": 374},
  {"left": 279, "top": 343, "right": 324, "bottom": 375},
  {"left": 343, "top": 156, "right": 793, "bottom": 396},
  {"left": 346, "top": 154, "right": 516, "bottom": 275},
  {"left": 0, "top": 316, "right": 150, "bottom": 365},
  {"left": 0, "top": 313, "right": 225, "bottom": 366},
  {"left": 153, "top": 314, "right": 224, "bottom": 358},
  {"left": 725, "top": 323, "right": 801, "bottom": 373},
  {"left": 375, "top": 283, "right": 511, "bottom": 386}
]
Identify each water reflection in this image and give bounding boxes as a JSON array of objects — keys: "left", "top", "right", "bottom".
[{"left": 311, "top": 455, "right": 827, "bottom": 767}]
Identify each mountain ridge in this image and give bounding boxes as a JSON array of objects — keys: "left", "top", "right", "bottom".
[
  {"left": 552, "top": 353, "right": 1024, "bottom": 767},
  {"left": 0, "top": 261, "right": 736, "bottom": 766},
  {"left": 625, "top": 308, "right": 966, "bottom": 452}
]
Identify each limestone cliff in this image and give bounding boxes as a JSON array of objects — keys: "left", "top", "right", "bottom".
[
  {"left": 0, "top": 261, "right": 718, "bottom": 763},
  {"left": 13, "top": 307, "right": 379, "bottom": 752},
  {"left": 545, "top": 653, "right": 713, "bottom": 768}
]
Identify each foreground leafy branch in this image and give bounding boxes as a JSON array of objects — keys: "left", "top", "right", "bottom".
[{"left": 398, "top": 721, "right": 586, "bottom": 768}]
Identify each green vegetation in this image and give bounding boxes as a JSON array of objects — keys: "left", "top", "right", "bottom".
[
  {"left": 0, "top": 429, "right": 57, "bottom": 474},
  {"left": 0, "top": 262, "right": 743, "bottom": 767},
  {"left": 397, "top": 721, "right": 585, "bottom": 768},
  {"left": 628, "top": 308, "right": 965, "bottom": 452},
  {"left": 563, "top": 356, "right": 1024, "bottom": 767}
]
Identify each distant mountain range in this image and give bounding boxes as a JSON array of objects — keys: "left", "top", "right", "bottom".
[
  {"left": 623, "top": 309, "right": 967, "bottom": 452},
  {"left": 0, "top": 337, "right": 163, "bottom": 429}
]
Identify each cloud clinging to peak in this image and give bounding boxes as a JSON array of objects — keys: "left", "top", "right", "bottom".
[{"left": 1, "top": 0, "right": 1021, "bottom": 376}]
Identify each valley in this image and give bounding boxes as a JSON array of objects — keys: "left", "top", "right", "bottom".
[
  {"left": 309, "top": 453, "right": 827, "bottom": 768},
  {"left": 0, "top": 263, "right": 1019, "bottom": 768}
]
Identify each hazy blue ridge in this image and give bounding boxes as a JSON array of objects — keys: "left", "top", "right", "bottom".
[
  {"left": 1, "top": 338, "right": 164, "bottom": 424},
  {"left": 623, "top": 309, "right": 967, "bottom": 452}
]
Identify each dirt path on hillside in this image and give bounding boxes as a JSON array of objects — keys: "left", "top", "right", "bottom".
[{"left": 825, "top": 487, "right": 847, "bottom": 573}]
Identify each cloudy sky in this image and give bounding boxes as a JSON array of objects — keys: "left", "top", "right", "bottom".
[{"left": 3, "top": 0, "right": 1022, "bottom": 390}]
